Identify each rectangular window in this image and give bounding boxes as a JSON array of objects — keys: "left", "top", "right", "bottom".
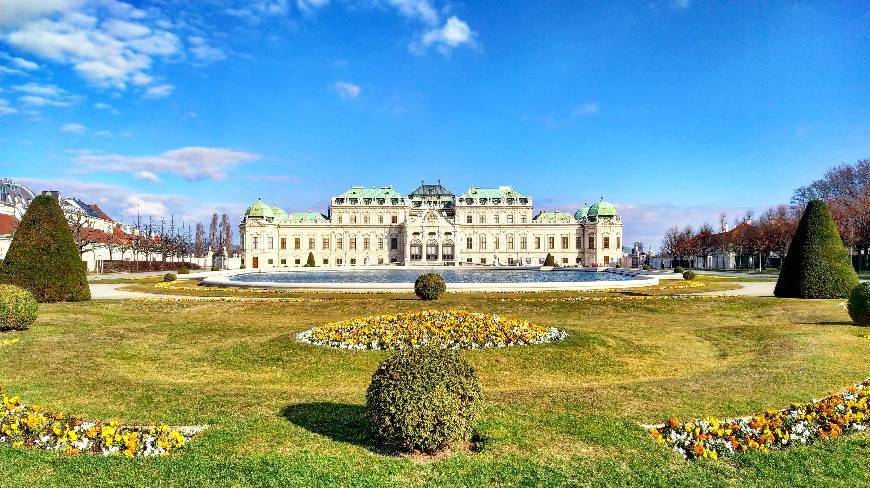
[
  {"left": 265, "top": 237, "right": 272, "bottom": 249},
  {"left": 480, "top": 257, "right": 487, "bottom": 264},
  {"left": 363, "top": 237, "right": 369, "bottom": 251},
  {"left": 336, "top": 258, "right": 343, "bottom": 266},
  {"left": 252, "top": 236, "right": 258, "bottom": 249},
  {"left": 378, "top": 238, "right": 384, "bottom": 250},
  {"left": 562, "top": 258, "right": 568, "bottom": 264},
  {"left": 535, "top": 237, "right": 540, "bottom": 250},
  {"left": 363, "top": 215, "right": 369, "bottom": 224},
  {"left": 390, "top": 237, "right": 398, "bottom": 250},
  {"left": 378, "top": 215, "right": 384, "bottom": 224},
  {"left": 378, "top": 258, "right": 384, "bottom": 264},
  {"left": 480, "top": 215, "right": 486, "bottom": 224},
  {"left": 494, "top": 214, "right": 500, "bottom": 224},
  {"left": 294, "top": 259, "right": 300, "bottom": 265},
  {"left": 466, "top": 215, "right": 473, "bottom": 224},
  {"left": 520, "top": 236, "right": 527, "bottom": 250},
  {"left": 280, "top": 238, "right": 286, "bottom": 250},
  {"left": 548, "top": 237, "right": 555, "bottom": 250},
  {"left": 479, "top": 236, "right": 487, "bottom": 250},
  {"left": 294, "top": 238, "right": 300, "bottom": 250},
  {"left": 507, "top": 235, "right": 514, "bottom": 250},
  {"left": 350, "top": 237, "right": 357, "bottom": 250},
  {"left": 350, "top": 258, "right": 356, "bottom": 265},
  {"left": 323, "top": 237, "right": 329, "bottom": 250},
  {"left": 338, "top": 215, "right": 343, "bottom": 224},
  {"left": 576, "top": 236, "right": 581, "bottom": 249},
  {"left": 280, "top": 259, "right": 286, "bottom": 265},
  {"left": 467, "top": 237, "right": 473, "bottom": 250},
  {"left": 323, "top": 258, "right": 329, "bottom": 265},
  {"left": 337, "top": 237, "right": 343, "bottom": 250},
  {"left": 617, "top": 237, "right": 621, "bottom": 249},
  {"left": 561, "top": 236, "right": 569, "bottom": 249},
  {"left": 350, "top": 215, "right": 357, "bottom": 224},
  {"left": 308, "top": 237, "right": 315, "bottom": 250},
  {"left": 268, "top": 258, "right": 273, "bottom": 264},
  {"left": 603, "top": 236, "right": 610, "bottom": 248},
  {"left": 391, "top": 215, "right": 398, "bottom": 224},
  {"left": 507, "top": 214, "right": 514, "bottom": 224},
  {"left": 521, "top": 215, "right": 527, "bottom": 224},
  {"left": 494, "top": 236, "right": 500, "bottom": 250},
  {"left": 588, "top": 235, "right": 595, "bottom": 249}
]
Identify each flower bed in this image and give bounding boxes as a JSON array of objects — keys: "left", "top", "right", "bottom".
[
  {"left": 650, "top": 380, "right": 870, "bottom": 460},
  {"left": 1, "top": 388, "right": 201, "bottom": 456},
  {"left": 297, "top": 309, "right": 567, "bottom": 350},
  {"left": 0, "top": 337, "right": 19, "bottom": 349}
]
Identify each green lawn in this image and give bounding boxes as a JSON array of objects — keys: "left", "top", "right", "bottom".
[{"left": 2, "top": 294, "right": 869, "bottom": 486}]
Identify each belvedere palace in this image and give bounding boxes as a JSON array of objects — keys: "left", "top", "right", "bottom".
[{"left": 240, "top": 183, "right": 623, "bottom": 268}]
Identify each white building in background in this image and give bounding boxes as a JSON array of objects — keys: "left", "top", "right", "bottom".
[{"left": 240, "top": 182, "right": 624, "bottom": 268}]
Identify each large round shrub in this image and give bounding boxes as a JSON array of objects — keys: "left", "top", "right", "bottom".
[
  {"left": 848, "top": 283, "right": 870, "bottom": 326},
  {"left": 366, "top": 347, "right": 482, "bottom": 454},
  {"left": 775, "top": 200, "right": 858, "bottom": 298},
  {"left": 178, "top": 267, "right": 190, "bottom": 275},
  {"left": 163, "top": 273, "right": 177, "bottom": 282},
  {"left": 642, "top": 264, "right": 652, "bottom": 271},
  {"left": 674, "top": 266, "right": 685, "bottom": 274},
  {"left": 0, "top": 284, "right": 38, "bottom": 331},
  {"left": 683, "top": 270, "right": 697, "bottom": 281},
  {"left": 415, "top": 273, "right": 446, "bottom": 301},
  {"left": 0, "top": 194, "right": 90, "bottom": 302}
]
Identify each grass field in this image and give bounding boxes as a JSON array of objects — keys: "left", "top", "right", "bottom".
[{"left": 2, "top": 291, "right": 869, "bottom": 486}]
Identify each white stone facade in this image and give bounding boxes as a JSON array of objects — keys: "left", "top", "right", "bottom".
[{"left": 240, "top": 183, "right": 624, "bottom": 269}]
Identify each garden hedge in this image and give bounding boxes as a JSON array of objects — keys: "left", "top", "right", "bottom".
[
  {"left": 848, "top": 283, "right": 870, "bottom": 326},
  {"left": 774, "top": 200, "right": 858, "bottom": 298},
  {"left": 0, "top": 284, "right": 38, "bottom": 331},
  {"left": 415, "top": 273, "right": 446, "bottom": 301},
  {"left": 366, "top": 347, "right": 482, "bottom": 454},
  {"left": 0, "top": 194, "right": 90, "bottom": 302}
]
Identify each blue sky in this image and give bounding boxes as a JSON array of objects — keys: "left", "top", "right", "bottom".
[{"left": 1, "top": 0, "right": 868, "bottom": 247}]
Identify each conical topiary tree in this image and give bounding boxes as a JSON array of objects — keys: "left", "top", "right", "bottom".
[
  {"left": 0, "top": 194, "right": 91, "bottom": 302},
  {"left": 774, "top": 199, "right": 858, "bottom": 298},
  {"left": 305, "top": 252, "right": 316, "bottom": 267}
]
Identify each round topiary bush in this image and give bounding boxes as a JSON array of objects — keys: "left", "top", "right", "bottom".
[
  {"left": 211, "top": 264, "right": 219, "bottom": 271},
  {"left": 178, "top": 267, "right": 189, "bottom": 275},
  {"left": 163, "top": 273, "right": 177, "bottom": 282},
  {"left": 683, "top": 270, "right": 697, "bottom": 281},
  {"left": 0, "top": 194, "right": 90, "bottom": 302},
  {"left": 674, "top": 266, "right": 685, "bottom": 274},
  {"left": 848, "top": 283, "right": 870, "bottom": 326},
  {"left": 415, "top": 273, "right": 446, "bottom": 301},
  {"left": 0, "top": 284, "right": 38, "bottom": 331},
  {"left": 366, "top": 347, "right": 482, "bottom": 454},
  {"left": 775, "top": 200, "right": 859, "bottom": 298},
  {"left": 642, "top": 264, "right": 652, "bottom": 271}
]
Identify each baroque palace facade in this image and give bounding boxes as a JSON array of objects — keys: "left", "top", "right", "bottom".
[{"left": 239, "top": 183, "right": 623, "bottom": 268}]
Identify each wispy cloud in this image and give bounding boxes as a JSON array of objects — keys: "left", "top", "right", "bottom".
[
  {"left": 331, "top": 81, "right": 361, "bottom": 99},
  {"left": 572, "top": 102, "right": 599, "bottom": 117},
  {"left": 61, "top": 122, "right": 86, "bottom": 133},
  {"left": 143, "top": 84, "right": 174, "bottom": 99},
  {"left": 189, "top": 36, "right": 226, "bottom": 62},
  {"left": 13, "top": 82, "right": 80, "bottom": 107},
  {"left": 74, "top": 146, "right": 261, "bottom": 181},
  {"left": 0, "top": 99, "right": 17, "bottom": 116},
  {"left": 134, "top": 170, "right": 160, "bottom": 182}
]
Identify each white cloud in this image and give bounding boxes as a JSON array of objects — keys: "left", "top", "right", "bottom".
[
  {"left": 13, "top": 82, "right": 80, "bottom": 106},
  {"left": 188, "top": 36, "right": 226, "bottom": 62},
  {"left": 331, "top": 81, "right": 361, "bottom": 99},
  {"left": 143, "top": 83, "right": 173, "bottom": 99},
  {"left": 0, "top": 53, "right": 39, "bottom": 70},
  {"left": 415, "top": 16, "right": 475, "bottom": 54},
  {"left": 0, "top": 99, "right": 18, "bottom": 115},
  {"left": 134, "top": 170, "right": 159, "bottom": 182},
  {"left": 95, "top": 129, "right": 113, "bottom": 137},
  {"left": 94, "top": 101, "right": 120, "bottom": 114},
  {"left": 74, "top": 146, "right": 261, "bottom": 181},
  {"left": 673, "top": 0, "right": 691, "bottom": 9},
  {"left": 572, "top": 102, "right": 599, "bottom": 116},
  {"left": 61, "top": 122, "right": 86, "bottom": 133},
  {"left": 297, "top": 0, "right": 330, "bottom": 13}
]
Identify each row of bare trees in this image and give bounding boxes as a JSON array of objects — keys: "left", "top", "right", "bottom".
[{"left": 660, "top": 159, "right": 870, "bottom": 269}]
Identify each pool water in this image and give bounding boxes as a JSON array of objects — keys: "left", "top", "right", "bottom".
[{"left": 229, "top": 269, "right": 636, "bottom": 284}]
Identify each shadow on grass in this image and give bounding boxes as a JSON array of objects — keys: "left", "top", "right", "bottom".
[
  {"left": 281, "top": 402, "right": 377, "bottom": 451},
  {"left": 813, "top": 321, "right": 856, "bottom": 326}
]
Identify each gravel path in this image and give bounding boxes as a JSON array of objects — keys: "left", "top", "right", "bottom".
[{"left": 692, "top": 281, "right": 776, "bottom": 297}]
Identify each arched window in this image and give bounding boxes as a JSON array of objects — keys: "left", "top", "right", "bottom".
[
  {"left": 426, "top": 239, "right": 439, "bottom": 261},
  {"left": 410, "top": 239, "right": 422, "bottom": 261},
  {"left": 442, "top": 240, "right": 454, "bottom": 261}
]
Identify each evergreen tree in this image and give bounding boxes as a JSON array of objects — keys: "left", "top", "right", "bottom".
[
  {"left": 305, "top": 252, "right": 316, "bottom": 267},
  {"left": 774, "top": 200, "right": 858, "bottom": 298},
  {"left": 0, "top": 194, "right": 90, "bottom": 302},
  {"left": 543, "top": 253, "right": 555, "bottom": 267}
]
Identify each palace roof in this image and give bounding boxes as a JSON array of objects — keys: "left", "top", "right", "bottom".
[
  {"left": 409, "top": 182, "right": 453, "bottom": 199},
  {"left": 286, "top": 211, "right": 329, "bottom": 223},
  {"left": 587, "top": 197, "right": 618, "bottom": 219},
  {"left": 533, "top": 210, "right": 576, "bottom": 223},
  {"left": 459, "top": 186, "right": 528, "bottom": 200},
  {"left": 337, "top": 186, "right": 404, "bottom": 200},
  {"left": 245, "top": 198, "right": 274, "bottom": 218}
]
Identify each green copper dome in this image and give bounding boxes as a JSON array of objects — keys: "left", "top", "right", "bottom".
[
  {"left": 587, "top": 198, "right": 618, "bottom": 219},
  {"left": 271, "top": 204, "right": 288, "bottom": 220},
  {"left": 245, "top": 198, "right": 274, "bottom": 219},
  {"left": 574, "top": 205, "right": 589, "bottom": 220}
]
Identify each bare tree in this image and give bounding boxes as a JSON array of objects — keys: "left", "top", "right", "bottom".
[
  {"left": 208, "top": 213, "right": 219, "bottom": 253},
  {"left": 220, "top": 213, "right": 232, "bottom": 256},
  {"left": 194, "top": 223, "right": 206, "bottom": 257}
]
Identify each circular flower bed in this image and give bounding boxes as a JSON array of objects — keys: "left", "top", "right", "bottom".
[{"left": 297, "top": 309, "right": 567, "bottom": 350}]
